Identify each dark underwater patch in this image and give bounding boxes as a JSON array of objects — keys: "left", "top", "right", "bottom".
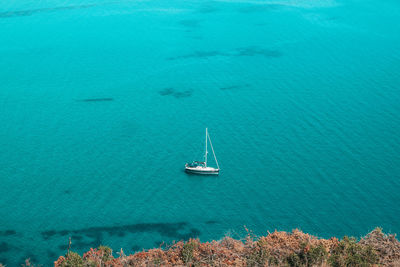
[
  {"left": 42, "top": 222, "right": 200, "bottom": 243},
  {"left": 80, "top": 98, "right": 114, "bottom": 102},
  {"left": 188, "top": 228, "right": 201, "bottom": 238},
  {"left": 43, "top": 222, "right": 202, "bottom": 255},
  {"left": 21, "top": 254, "right": 39, "bottom": 264},
  {"left": 179, "top": 19, "right": 201, "bottom": 28},
  {"left": 58, "top": 244, "right": 67, "bottom": 250},
  {"left": 167, "top": 47, "right": 281, "bottom": 61},
  {"left": 0, "top": 258, "right": 7, "bottom": 265},
  {"left": 0, "top": 230, "right": 16, "bottom": 236},
  {"left": 0, "top": 4, "right": 96, "bottom": 18},
  {"left": 205, "top": 220, "right": 218, "bottom": 224},
  {"left": 159, "top": 88, "right": 192, "bottom": 98},
  {"left": 235, "top": 47, "right": 282, "bottom": 58},
  {"left": 116, "top": 231, "right": 126, "bottom": 237},
  {"left": 47, "top": 250, "right": 57, "bottom": 259},
  {"left": 59, "top": 230, "right": 70, "bottom": 236},
  {"left": 132, "top": 245, "right": 141, "bottom": 252},
  {"left": 220, "top": 85, "right": 241, "bottom": 90},
  {"left": 159, "top": 88, "right": 174, "bottom": 96},
  {"left": 327, "top": 16, "right": 340, "bottom": 21},
  {"left": 167, "top": 50, "right": 227, "bottom": 60},
  {"left": 84, "top": 231, "right": 102, "bottom": 243},
  {"left": 42, "top": 230, "right": 57, "bottom": 240},
  {"left": 0, "top": 242, "right": 10, "bottom": 253},
  {"left": 220, "top": 84, "right": 250, "bottom": 91},
  {"left": 173, "top": 91, "right": 192, "bottom": 98}
]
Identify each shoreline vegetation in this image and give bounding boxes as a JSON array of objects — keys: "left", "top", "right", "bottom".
[{"left": 4, "top": 227, "right": 400, "bottom": 266}]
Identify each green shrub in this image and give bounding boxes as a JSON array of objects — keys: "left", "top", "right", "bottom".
[
  {"left": 153, "top": 257, "right": 162, "bottom": 266},
  {"left": 287, "top": 253, "right": 302, "bottom": 267},
  {"left": 181, "top": 240, "right": 198, "bottom": 264},
  {"left": 61, "top": 252, "right": 83, "bottom": 267},
  {"left": 286, "top": 243, "right": 327, "bottom": 267},
  {"left": 307, "top": 244, "right": 327, "bottom": 266},
  {"left": 83, "top": 260, "right": 97, "bottom": 267},
  {"left": 98, "top": 245, "right": 113, "bottom": 262},
  {"left": 246, "top": 239, "right": 279, "bottom": 266},
  {"left": 328, "top": 236, "right": 378, "bottom": 267}
]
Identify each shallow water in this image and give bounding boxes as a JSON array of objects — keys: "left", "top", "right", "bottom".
[{"left": 0, "top": 0, "right": 400, "bottom": 265}]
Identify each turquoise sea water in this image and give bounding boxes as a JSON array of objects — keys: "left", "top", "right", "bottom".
[{"left": 1, "top": 0, "right": 400, "bottom": 265}]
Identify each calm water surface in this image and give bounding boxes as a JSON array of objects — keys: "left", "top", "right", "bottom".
[{"left": 0, "top": 0, "right": 400, "bottom": 265}]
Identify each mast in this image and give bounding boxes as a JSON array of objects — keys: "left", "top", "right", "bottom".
[
  {"left": 207, "top": 129, "right": 220, "bottom": 170},
  {"left": 205, "top": 128, "right": 208, "bottom": 167}
]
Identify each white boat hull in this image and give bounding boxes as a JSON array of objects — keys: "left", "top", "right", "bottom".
[{"left": 185, "top": 166, "right": 219, "bottom": 175}]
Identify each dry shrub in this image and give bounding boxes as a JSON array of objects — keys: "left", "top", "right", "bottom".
[
  {"left": 49, "top": 228, "right": 400, "bottom": 267},
  {"left": 359, "top": 227, "right": 400, "bottom": 266}
]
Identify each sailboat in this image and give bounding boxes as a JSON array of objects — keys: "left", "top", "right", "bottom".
[{"left": 185, "top": 128, "right": 220, "bottom": 175}]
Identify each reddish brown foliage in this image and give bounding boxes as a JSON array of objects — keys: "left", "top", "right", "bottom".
[
  {"left": 54, "top": 255, "right": 65, "bottom": 267},
  {"left": 50, "top": 228, "right": 400, "bottom": 267},
  {"left": 359, "top": 228, "right": 400, "bottom": 266}
]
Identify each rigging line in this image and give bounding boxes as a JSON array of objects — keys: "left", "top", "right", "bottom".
[
  {"left": 207, "top": 131, "right": 220, "bottom": 170},
  {"left": 205, "top": 128, "right": 208, "bottom": 166}
]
